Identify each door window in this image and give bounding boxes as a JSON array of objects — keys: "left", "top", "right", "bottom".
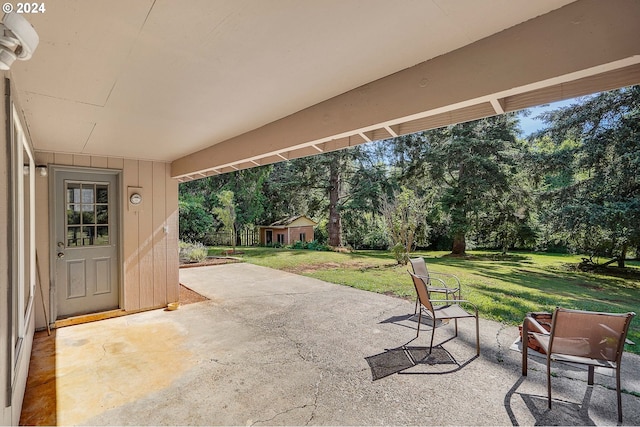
[{"left": 65, "top": 182, "right": 110, "bottom": 246}]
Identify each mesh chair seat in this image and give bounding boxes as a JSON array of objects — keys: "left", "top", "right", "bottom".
[{"left": 522, "top": 307, "right": 635, "bottom": 423}]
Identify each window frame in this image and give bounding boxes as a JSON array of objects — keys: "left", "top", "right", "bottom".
[{"left": 10, "top": 103, "right": 36, "bottom": 384}]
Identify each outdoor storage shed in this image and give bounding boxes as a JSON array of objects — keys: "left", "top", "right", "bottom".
[{"left": 259, "top": 215, "right": 317, "bottom": 245}]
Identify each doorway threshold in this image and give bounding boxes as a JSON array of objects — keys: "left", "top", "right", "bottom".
[{"left": 54, "top": 309, "right": 128, "bottom": 328}]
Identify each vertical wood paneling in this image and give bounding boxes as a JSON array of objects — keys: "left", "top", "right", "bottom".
[
  {"left": 122, "top": 159, "right": 140, "bottom": 311},
  {"left": 138, "top": 161, "right": 154, "bottom": 308},
  {"left": 90, "top": 156, "right": 108, "bottom": 169},
  {"left": 152, "top": 162, "right": 167, "bottom": 306},
  {"left": 165, "top": 170, "right": 179, "bottom": 303},
  {"left": 34, "top": 152, "right": 177, "bottom": 317},
  {"left": 107, "top": 157, "right": 124, "bottom": 169},
  {"left": 54, "top": 153, "right": 72, "bottom": 165},
  {"left": 72, "top": 155, "right": 91, "bottom": 167}
]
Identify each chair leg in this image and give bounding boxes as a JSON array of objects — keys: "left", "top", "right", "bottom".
[
  {"left": 547, "top": 357, "right": 552, "bottom": 409},
  {"left": 475, "top": 314, "right": 480, "bottom": 356},
  {"left": 522, "top": 339, "right": 528, "bottom": 376},
  {"left": 414, "top": 297, "right": 419, "bottom": 315},
  {"left": 522, "top": 318, "right": 528, "bottom": 376},
  {"left": 616, "top": 367, "right": 623, "bottom": 423},
  {"left": 416, "top": 309, "right": 422, "bottom": 338},
  {"left": 587, "top": 366, "right": 594, "bottom": 385},
  {"left": 454, "top": 318, "right": 458, "bottom": 337},
  {"left": 429, "top": 321, "right": 435, "bottom": 354}
]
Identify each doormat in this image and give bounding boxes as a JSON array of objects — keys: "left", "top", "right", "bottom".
[{"left": 365, "top": 346, "right": 455, "bottom": 380}]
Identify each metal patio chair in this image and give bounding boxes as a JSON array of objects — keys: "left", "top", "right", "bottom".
[
  {"left": 408, "top": 271, "right": 480, "bottom": 356},
  {"left": 409, "top": 257, "right": 460, "bottom": 315},
  {"left": 522, "top": 307, "right": 635, "bottom": 423}
]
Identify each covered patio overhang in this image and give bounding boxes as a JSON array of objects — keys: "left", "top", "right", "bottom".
[
  {"left": 9, "top": 0, "right": 640, "bottom": 181},
  {"left": 170, "top": 0, "right": 640, "bottom": 180}
]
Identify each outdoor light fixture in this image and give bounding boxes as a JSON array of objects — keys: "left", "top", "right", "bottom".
[
  {"left": 129, "top": 193, "right": 142, "bottom": 205},
  {"left": 0, "top": 12, "right": 39, "bottom": 70},
  {"left": 36, "top": 165, "right": 47, "bottom": 177}
]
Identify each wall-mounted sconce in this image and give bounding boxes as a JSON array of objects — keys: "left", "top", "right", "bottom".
[
  {"left": 36, "top": 165, "right": 47, "bottom": 177},
  {"left": 127, "top": 186, "right": 143, "bottom": 211},
  {"left": 129, "top": 193, "right": 142, "bottom": 205}
]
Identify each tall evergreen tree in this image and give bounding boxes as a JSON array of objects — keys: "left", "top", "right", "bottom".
[
  {"left": 532, "top": 85, "right": 640, "bottom": 266},
  {"left": 394, "top": 114, "right": 522, "bottom": 255}
]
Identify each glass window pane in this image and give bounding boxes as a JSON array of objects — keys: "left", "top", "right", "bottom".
[
  {"left": 96, "top": 226, "right": 109, "bottom": 245},
  {"left": 81, "top": 226, "right": 94, "bottom": 246},
  {"left": 96, "top": 205, "right": 108, "bottom": 224},
  {"left": 67, "top": 183, "right": 80, "bottom": 203},
  {"left": 81, "top": 185, "right": 94, "bottom": 204},
  {"left": 67, "top": 205, "right": 80, "bottom": 225},
  {"left": 81, "top": 205, "right": 95, "bottom": 224},
  {"left": 96, "top": 185, "right": 108, "bottom": 203},
  {"left": 67, "top": 226, "right": 81, "bottom": 246}
]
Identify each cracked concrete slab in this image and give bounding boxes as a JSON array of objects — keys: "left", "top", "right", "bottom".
[{"left": 41, "top": 263, "right": 640, "bottom": 425}]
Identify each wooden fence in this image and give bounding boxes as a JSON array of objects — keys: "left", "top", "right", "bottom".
[{"left": 207, "top": 228, "right": 259, "bottom": 246}]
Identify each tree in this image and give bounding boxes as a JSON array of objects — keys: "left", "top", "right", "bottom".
[
  {"left": 266, "top": 147, "right": 390, "bottom": 248},
  {"left": 212, "top": 190, "right": 237, "bottom": 252},
  {"left": 393, "top": 115, "right": 522, "bottom": 255},
  {"left": 382, "top": 187, "right": 429, "bottom": 264},
  {"left": 178, "top": 193, "right": 215, "bottom": 242},
  {"left": 532, "top": 86, "right": 640, "bottom": 267}
]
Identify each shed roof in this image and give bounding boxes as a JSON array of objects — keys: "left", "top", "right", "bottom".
[{"left": 262, "top": 215, "right": 318, "bottom": 228}]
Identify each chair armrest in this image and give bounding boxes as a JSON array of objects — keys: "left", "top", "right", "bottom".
[
  {"left": 416, "top": 274, "right": 460, "bottom": 291},
  {"left": 429, "top": 271, "right": 461, "bottom": 287},
  {"left": 430, "top": 299, "right": 478, "bottom": 312},
  {"left": 523, "top": 315, "right": 550, "bottom": 335},
  {"left": 428, "top": 276, "right": 458, "bottom": 289}
]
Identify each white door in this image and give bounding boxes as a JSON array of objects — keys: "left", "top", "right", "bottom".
[{"left": 53, "top": 169, "right": 119, "bottom": 318}]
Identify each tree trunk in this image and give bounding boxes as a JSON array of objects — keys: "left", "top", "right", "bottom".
[
  {"left": 617, "top": 244, "right": 628, "bottom": 268},
  {"left": 328, "top": 157, "right": 342, "bottom": 247},
  {"left": 452, "top": 232, "right": 466, "bottom": 255}
]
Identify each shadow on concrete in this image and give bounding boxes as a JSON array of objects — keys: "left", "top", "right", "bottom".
[
  {"left": 365, "top": 335, "right": 479, "bottom": 380},
  {"left": 504, "top": 376, "right": 597, "bottom": 426}
]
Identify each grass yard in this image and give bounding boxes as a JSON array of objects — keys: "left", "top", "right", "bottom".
[{"left": 208, "top": 246, "right": 640, "bottom": 353}]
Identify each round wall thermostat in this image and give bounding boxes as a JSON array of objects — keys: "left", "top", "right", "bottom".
[{"left": 130, "top": 193, "right": 142, "bottom": 205}]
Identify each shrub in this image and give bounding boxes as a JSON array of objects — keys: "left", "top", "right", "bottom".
[
  {"left": 179, "top": 240, "right": 208, "bottom": 263},
  {"left": 391, "top": 242, "right": 409, "bottom": 265},
  {"left": 289, "top": 240, "right": 330, "bottom": 251}
]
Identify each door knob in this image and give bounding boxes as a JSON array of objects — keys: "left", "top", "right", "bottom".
[{"left": 57, "top": 252, "right": 65, "bottom": 259}]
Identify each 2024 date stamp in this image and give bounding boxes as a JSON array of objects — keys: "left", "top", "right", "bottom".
[{"left": 3, "top": 3, "right": 46, "bottom": 14}]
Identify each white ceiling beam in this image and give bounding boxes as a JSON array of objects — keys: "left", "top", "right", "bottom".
[
  {"left": 490, "top": 98, "right": 505, "bottom": 114},
  {"left": 383, "top": 125, "right": 398, "bottom": 138},
  {"left": 358, "top": 132, "right": 372, "bottom": 142}
]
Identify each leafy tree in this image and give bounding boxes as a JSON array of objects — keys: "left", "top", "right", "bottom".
[
  {"left": 178, "top": 193, "right": 214, "bottom": 242},
  {"left": 532, "top": 85, "right": 640, "bottom": 266},
  {"left": 393, "top": 115, "right": 522, "bottom": 255},
  {"left": 266, "top": 147, "right": 391, "bottom": 247},
  {"left": 212, "top": 190, "right": 237, "bottom": 252},
  {"left": 382, "top": 187, "right": 429, "bottom": 264}
]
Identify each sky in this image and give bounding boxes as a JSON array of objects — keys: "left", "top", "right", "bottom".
[{"left": 517, "top": 98, "right": 577, "bottom": 137}]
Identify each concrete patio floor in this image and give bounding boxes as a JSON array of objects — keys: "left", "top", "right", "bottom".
[{"left": 20, "top": 263, "right": 640, "bottom": 425}]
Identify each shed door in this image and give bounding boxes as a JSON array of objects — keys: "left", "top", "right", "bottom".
[{"left": 53, "top": 169, "right": 119, "bottom": 318}]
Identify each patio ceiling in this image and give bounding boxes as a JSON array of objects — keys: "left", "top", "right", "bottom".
[{"left": 9, "top": 0, "right": 640, "bottom": 181}]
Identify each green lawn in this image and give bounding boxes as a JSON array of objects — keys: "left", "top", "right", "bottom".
[{"left": 208, "top": 246, "right": 640, "bottom": 353}]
